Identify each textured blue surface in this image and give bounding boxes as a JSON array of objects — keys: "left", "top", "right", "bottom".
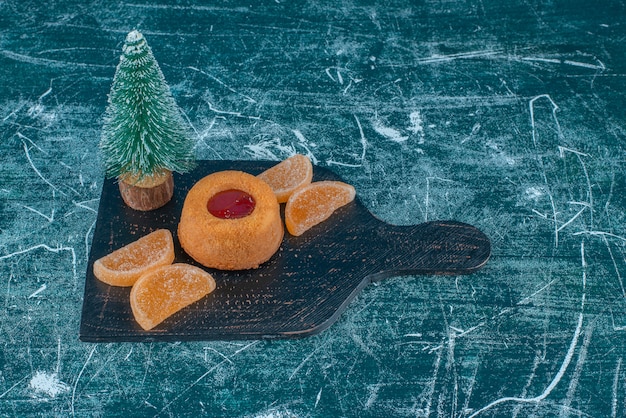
[{"left": 0, "top": 1, "right": 625, "bottom": 416}]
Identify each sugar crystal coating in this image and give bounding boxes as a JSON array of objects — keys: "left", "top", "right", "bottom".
[
  {"left": 284, "top": 181, "right": 356, "bottom": 236},
  {"left": 130, "top": 263, "right": 216, "bottom": 330},
  {"left": 93, "top": 229, "right": 175, "bottom": 287}
]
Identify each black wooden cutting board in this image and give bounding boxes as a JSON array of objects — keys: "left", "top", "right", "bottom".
[{"left": 79, "top": 160, "right": 491, "bottom": 342}]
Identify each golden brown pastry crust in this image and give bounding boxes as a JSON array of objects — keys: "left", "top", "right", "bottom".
[{"left": 178, "top": 170, "right": 284, "bottom": 270}]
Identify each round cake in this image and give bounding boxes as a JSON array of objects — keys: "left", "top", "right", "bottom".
[{"left": 178, "top": 170, "right": 284, "bottom": 270}]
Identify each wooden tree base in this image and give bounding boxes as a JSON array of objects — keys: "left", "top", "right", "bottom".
[{"left": 118, "top": 171, "right": 174, "bottom": 211}]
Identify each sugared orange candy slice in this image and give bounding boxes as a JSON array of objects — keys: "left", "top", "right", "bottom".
[
  {"left": 257, "top": 154, "right": 313, "bottom": 203},
  {"left": 130, "top": 263, "right": 216, "bottom": 330},
  {"left": 284, "top": 181, "right": 356, "bottom": 236},
  {"left": 93, "top": 229, "right": 175, "bottom": 287}
]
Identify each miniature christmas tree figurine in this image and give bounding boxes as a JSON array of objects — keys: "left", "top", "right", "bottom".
[{"left": 100, "top": 30, "right": 195, "bottom": 211}]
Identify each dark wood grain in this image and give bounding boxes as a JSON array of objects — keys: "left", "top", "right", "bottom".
[
  {"left": 117, "top": 172, "right": 174, "bottom": 211},
  {"left": 79, "top": 160, "right": 490, "bottom": 342}
]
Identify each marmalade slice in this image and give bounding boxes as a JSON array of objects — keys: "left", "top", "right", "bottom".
[
  {"left": 284, "top": 181, "right": 356, "bottom": 236},
  {"left": 257, "top": 154, "right": 313, "bottom": 203},
  {"left": 93, "top": 229, "right": 175, "bottom": 287},
  {"left": 130, "top": 263, "right": 216, "bottom": 331}
]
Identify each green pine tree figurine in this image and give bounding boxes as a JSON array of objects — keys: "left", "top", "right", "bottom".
[{"left": 100, "top": 30, "right": 195, "bottom": 211}]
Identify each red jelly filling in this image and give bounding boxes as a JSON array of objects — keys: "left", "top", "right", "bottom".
[{"left": 207, "top": 189, "right": 256, "bottom": 219}]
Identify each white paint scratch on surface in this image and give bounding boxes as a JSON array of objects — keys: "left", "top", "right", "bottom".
[
  {"left": 525, "top": 186, "right": 545, "bottom": 202},
  {"left": 22, "top": 203, "right": 55, "bottom": 222},
  {"left": 244, "top": 137, "right": 296, "bottom": 160},
  {"left": 529, "top": 94, "right": 561, "bottom": 247},
  {"left": 372, "top": 121, "right": 408, "bottom": 143},
  {"left": 468, "top": 241, "right": 588, "bottom": 417},
  {"left": 71, "top": 345, "right": 97, "bottom": 417},
  {"left": 73, "top": 199, "right": 98, "bottom": 214},
  {"left": 0, "top": 48, "right": 111, "bottom": 69},
  {"left": 28, "top": 284, "right": 47, "bottom": 298},
  {"left": 157, "top": 341, "right": 259, "bottom": 416},
  {"left": 292, "top": 129, "right": 319, "bottom": 164},
  {"left": 425, "top": 177, "right": 454, "bottom": 222},
  {"left": 246, "top": 407, "right": 298, "bottom": 418},
  {"left": 0, "top": 244, "right": 77, "bottom": 285},
  {"left": 517, "top": 278, "right": 559, "bottom": 306},
  {"left": 519, "top": 56, "right": 606, "bottom": 71},
  {"left": 289, "top": 343, "right": 326, "bottom": 381},
  {"left": 611, "top": 358, "right": 622, "bottom": 418},
  {"left": 327, "top": 114, "right": 368, "bottom": 168},
  {"left": 557, "top": 205, "right": 588, "bottom": 233},
  {"left": 204, "top": 100, "right": 262, "bottom": 121},
  {"left": 564, "top": 319, "right": 594, "bottom": 412},
  {"left": 408, "top": 110, "right": 425, "bottom": 144},
  {"left": 29, "top": 371, "right": 69, "bottom": 398},
  {"left": 416, "top": 49, "right": 504, "bottom": 64},
  {"left": 21, "top": 190, "right": 55, "bottom": 222},
  {"left": 291, "top": 129, "right": 307, "bottom": 144},
  {"left": 469, "top": 314, "right": 584, "bottom": 416},
  {"left": 314, "top": 387, "right": 322, "bottom": 408},
  {"left": 18, "top": 132, "right": 68, "bottom": 197},
  {"left": 573, "top": 231, "right": 626, "bottom": 243},
  {"left": 407, "top": 111, "right": 423, "bottom": 134},
  {"left": 365, "top": 383, "right": 381, "bottom": 409},
  {"left": 324, "top": 67, "right": 345, "bottom": 85},
  {"left": 513, "top": 352, "right": 543, "bottom": 418},
  {"left": 424, "top": 344, "right": 444, "bottom": 416},
  {"left": 187, "top": 66, "right": 256, "bottom": 104},
  {"left": 0, "top": 375, "right": 28, "bottom": 399},
  {"left": 601, "top": 236, "right": 626, "bottom": 298},
  {"left": 559, "top": 147, "right": 594, "bottom": 227},
  {"left": 203, "top": 346, "right": 234, "bottom": 365}
]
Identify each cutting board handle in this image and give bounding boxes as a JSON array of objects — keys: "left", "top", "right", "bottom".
[{"left": 367, "top": 220, "right": 491, "bottom": 281}]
